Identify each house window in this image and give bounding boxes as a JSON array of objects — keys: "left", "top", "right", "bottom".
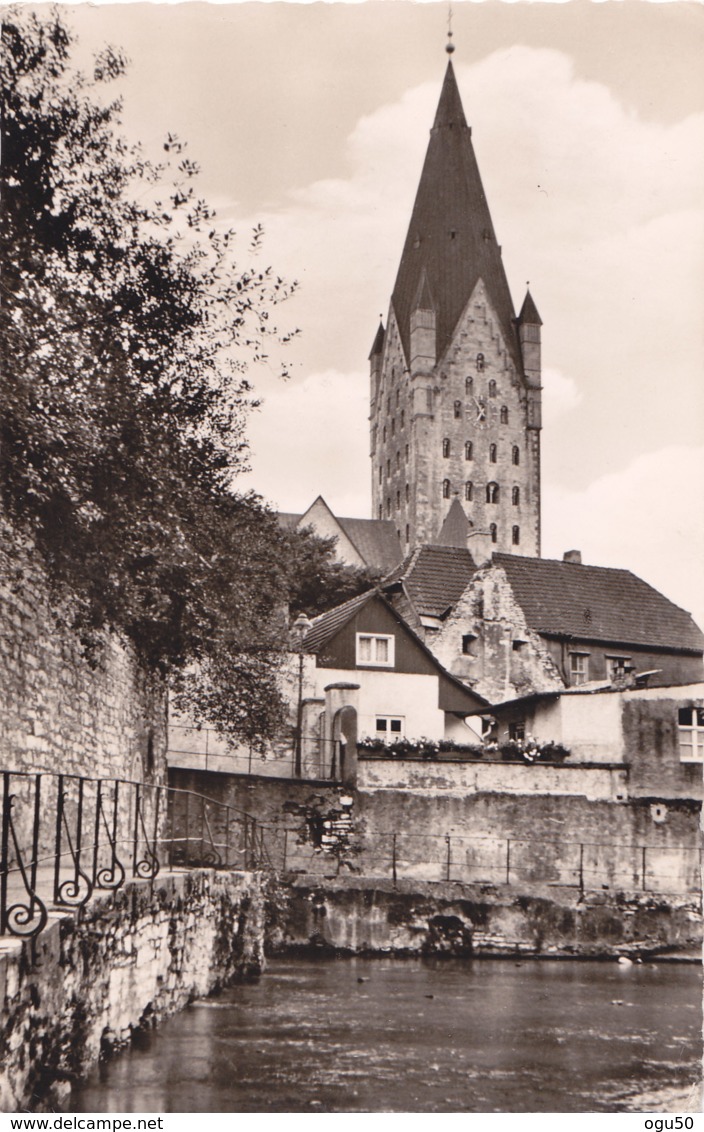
[
  {"left": 442, "top": 479, "right": 451, "bottom": 499},
  {"left": 606, "top": 656, "right": 632, "bottom": 680},
  {"left": 454, "top": 400, "right": 462, "bottom": 419},
  {"left": 375, "top": 716, "right": 404, "bottom": 740},
  {"left": 486, "top": 482, "right": 499, "bottom": 504},
  {"left": 461, "top": 633, "right": 477, "bottom": 655},
  {"left": 500, "top": 406, "right": 509, "bottom": 424},
  {"left": 678, "top": 707, "right": 704, "bottom": 762},
  {"left": 508, "top": 721, "right": 525, "bottom": 742},
  {"left": 465, "top": 441, "right": 473, "bottom": 461},
  {"left": 490, "top": 523, "right": 498, "bottom": 543},
  {"left": 512, "top": 525, "right": 520, "bottom": 545},
  {"left": 570, "top": 653, "right": 589, "bottom": 686},
  {"left": 512, "top": 445, "right": 520, "bottom": 466},
  {"left": 512, "top": 486, "right": 520, "bottom": 506},
  {"left": 476, "top": 353, "right": 485, "bottom": 372},
  {"left": 442, "top": 438, "right": 451, "bottom": 458},
  {"left": 489, "top": 444, "right": 497, "bottom": 463},
  {"left": 488, "top": 379, "right": 497, "bottom": 398},
  {"left": 356, "top": 634, "right": 395, "bottom": 668},
  {"left": 465, "top": 481, "right": 473, "bottom": 501}
]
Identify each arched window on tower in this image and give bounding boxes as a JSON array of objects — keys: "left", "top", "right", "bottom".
[
  {"left": 500, "top": 405, "right": 509, "bottom": 424},
  {"left": 465, "top": 441, "right": 473, "bottom": 461},
  {"left": 512, "top": 525, "right": 520, "bottom": 546},
  {"left": 401, "top": 410, "right": 405, "bottom": 429},
  {"left": 396, "top": 490, "right": 401, "bottom": 511},
  {"left": 405, "top": 524, "right": 410, "bottom": 543},
  {"left": 391, "top": 418, "right": 395, "bottom": 436},
  {"left": 489, "top": 444, "right": 497, "bottom": 463},
  {"left": 465, "top": 481, "right": 473, "bottom": 501},
  {"left": 512, "top": 486, "right": 520, "bottom": 506},
  {"left": 488, "top": 379, "right": 497, "bottom": 398},
  {"left": 379, "top": 465, "right": 383, "bottom": 484},
  {"left": 383, "top": 426, "right": 387, "bottom": 443},
  {"left": 442, "top": 438, "right": 451, "bottom": 458},
  {"left": 490, "top": 523, "right": 498, "bottom": 543},
  {"left": 487, "top": 482, "right": 499, "bottom": 504},
  {"left": 386, "top": 497, "right": 391, "bottom": 516},
  {"left": 386, "top": 459, "right": 390, "bottom": 478},
  {"left": 378, "top": 504, "right": 383, "bottom": 520},
  {"left": 442, "top": 479, "right": 451, "bottom": 499},
  {"left": 405, "top": 483, "right": 410, "bottom": 502},
  {"left": 476, "top": 353, "right": 485, "bottom": 372},
  {"left": 465, "top": 376, "right": 473, "bottom": 394},
  {"left": 454, "top": 400, "right": 462, "bottom": 419},
  {"left": 512, "top": 446, "right": 520, "bottom": 466}
]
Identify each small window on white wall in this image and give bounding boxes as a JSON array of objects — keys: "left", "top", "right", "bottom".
[
  {"left": 375, "top": 716, "right": 404, "bottom": 739},
  {"left": 356, "top": 633, "right": 395, "bottom": 668},
  {"left": 678, "top": 707, "right": 704, "bottom": 763}
]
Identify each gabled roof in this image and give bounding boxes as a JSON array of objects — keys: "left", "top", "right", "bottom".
[
  {"left": 276, "top": 499, "right": 402, "bottom": 574},
  {"left": 390, "top": 60, "right": 520, "bottom": 369},
  {"left": 301, "top": 588, "right": 488, "bottom": 709},
  {"left": 383, "top": 544, "right": 476, "bottom": 619},
  {"left": 493, "top": 554, "right": 704, "bottom": 653}
]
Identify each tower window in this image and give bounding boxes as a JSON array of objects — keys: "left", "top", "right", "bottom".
[
  {"left": 387, "top": 398, "right": 391, "bottom": 413},
  {"left": 512, "top": 446, "right": 520, "bottom": 466},
  {"left": 512, "top": 525, "right": 520, "bottom": 545},
  {"left": 391, "top": 418, "right": 395, "bottom": 436},
  {"left": 465, "top": 376, "right": 473, "bottom": 394},
  {"left": 383, "top": 426, "right": 387, "bottom": 443},
  {"left": 396, "top": 490, "right": 401, "bottom": 511},
  {"left": 405, "top": 524, "right": 410, "bottom": 543},
  {"left": 405, "top": 444, "right": 409, "bottom": 461},
  {"left": 405, "top": 483, "right": 410, "bottom": 502},
  {"left": 465, "top": 481, "right": 473, "bottom": 501},
  {"left": 386, "top": 497, "right": 391, "bottom": 517},
  {"left": 379, "top": 465, "right": 383, "bottom": 484},
  {"left": 454, "top": 400, "right": 462, "bottom": 419},
  {"left": 401, "top": 410, "right": 405, "bottom": 429},
  {"left": 442, "top": 438, "right": 451, "bottom": 458},
  {"left": 396, "top": 451, "right": 400, "bottom": 470},
  {"left": 490, "top": 523, "right": 498, "bottom": 543},
  {"left": 386, "top": 459, "right": 390, "bottom": 478},
  {"left": 488, "top": 379, "right": 497, "bottom": 398},
  {"left": 396, "top": 390, "right": 400, "bottom": 406},
  {"left": 489, "top": 444, "right": 497, "bottom": 463},
  {"left": 442, "top": 479, "right": 451, "bottom": 499},
  {"left": 476, "top": 353, "right": 485, "bottom": 372},
  {"left": 512, "top": 486, "right": 520, "bottom": 506},
  {"left": 378, "top": 504, "right": 382, "bottom": 520},
  {"left": 465, "top": 441, "right": 473, "bottom": 461},
  {"left": 487, "top": 482, "right": 499, "bottom": 504},
  {"left": 500, "top": 405, "right": 509, "bottom": 424}
]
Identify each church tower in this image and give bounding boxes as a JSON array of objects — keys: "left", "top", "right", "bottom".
[{"left": 370, "top": 46, "right": 542, "bottom": 560}]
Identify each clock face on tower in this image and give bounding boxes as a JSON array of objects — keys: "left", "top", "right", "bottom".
[{"left": 473, "top": 396, "right": 487, "bottom": 428}]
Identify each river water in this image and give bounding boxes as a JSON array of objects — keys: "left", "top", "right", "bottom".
[{"left": 71, "top": 956, "right": 702, "bottom": 1113}]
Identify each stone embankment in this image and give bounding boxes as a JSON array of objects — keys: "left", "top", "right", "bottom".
[
  {"left": 267, "top": 876, "right": 702, "bottom": 960},
  {"left": 0, "top": 869, "right": 265, "bottom": 1113}
]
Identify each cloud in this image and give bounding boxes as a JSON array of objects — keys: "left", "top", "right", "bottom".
[
  {"left": 542, "top": 367, "right": 583, "bottom": 426},
  {"left": 543, "top": 446, "right": 704, "bottom": 628}
]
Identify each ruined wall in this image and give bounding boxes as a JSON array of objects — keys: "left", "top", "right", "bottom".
[
  {"left": 268, "top": 876, "right": 701, "bottom": 960},
  {"left": 0, "top": 521, "right": 167, "bottom": 785},
  {"left": 0, "top": 869, "right": 265, "bottom": 1113}
]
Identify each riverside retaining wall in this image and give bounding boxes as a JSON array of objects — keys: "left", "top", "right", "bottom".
[{"left": 0, "top": 869, "right": 265, "bottom": 1113}]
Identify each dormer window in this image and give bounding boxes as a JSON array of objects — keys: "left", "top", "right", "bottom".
[{"left": 356, "top": 633, "right": 395, "bottom": 668}]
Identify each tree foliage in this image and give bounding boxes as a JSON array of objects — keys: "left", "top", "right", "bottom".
[
  {"left": 285, "top": 526, "right": 381, "bottom": 619},
  {"left": 1, "top": 9, "right": 303, "bottom": 742}
]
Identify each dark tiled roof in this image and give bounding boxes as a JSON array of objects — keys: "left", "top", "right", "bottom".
[
  {"left": 368, "top": 321, "right": 385, "bottom": 359},
  {"left": 494, "top": 554, "right": 704, "bottom": 652},
  {"left": 337, "top": 517, "right": 403, "bottom": 574},
  {"left": 301, "top": 590, "right": 374, "bottom": 655},
  {"left": 518, "top": 289, "right": 542, "bottom": 326},
  {"left": 391, "top": 61, "right": 520, "bottom": 369},
  {"left": 276, "top": 512, "right": 301, "bottom": 531},
  {"left": 383, "top": 544, "right": 476, "bottom": 618}
]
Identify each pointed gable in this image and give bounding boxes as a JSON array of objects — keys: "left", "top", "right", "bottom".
[
  {"left": 518, "top": 289, "right": 542, "bottom": 326},
  {"left": 436, "top": 497, "right": 471, "bottom": 549},
  {"left": 391, "top": 60, "right": 520, "bottom": 369}
]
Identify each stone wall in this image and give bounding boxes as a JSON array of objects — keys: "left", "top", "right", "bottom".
[
  {"left": 267, "top": 876, "right": 702, "bottom": 960},
  {"left": 0, "top": 868, "right": 265, "bottom": 1113},
  {"left": 0, "top": 521, "right": 167, "bottom": 786}
]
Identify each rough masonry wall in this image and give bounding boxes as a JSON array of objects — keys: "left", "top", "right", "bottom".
[
  {"left": 0, "top": 520, "right": 167, "bottom": 784},
  {"left": 0, "top": 869, "right": 265, "bottom": 1112}
]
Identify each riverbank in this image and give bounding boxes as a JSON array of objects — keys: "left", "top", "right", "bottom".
[{"left": 266, "top": 875, "right": 703, "bottom": 959}]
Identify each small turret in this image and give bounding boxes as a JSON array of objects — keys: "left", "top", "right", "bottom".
[
  {"left": 517, "top": 289, "right": 542, "bottom": 431},
  {"left": 409, "top": 272, "right": 436, "bottom": 373},
  {"left": 368, "top": 319, "right": 385, "bottom": 433}
]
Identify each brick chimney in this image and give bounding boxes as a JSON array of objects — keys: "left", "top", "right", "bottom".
[{"left": 563, "top": 550, "right": 582, "bottom": 565}]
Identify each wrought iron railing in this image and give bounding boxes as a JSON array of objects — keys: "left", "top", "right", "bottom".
[{"left": 0, "top": 769, "right": 275, "bottom": 941}]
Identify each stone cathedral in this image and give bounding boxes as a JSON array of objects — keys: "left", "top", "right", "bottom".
[{"left": 369, "top": 54, "right": 542, "bottom": 562}]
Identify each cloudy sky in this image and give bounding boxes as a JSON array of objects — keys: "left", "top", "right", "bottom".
[{"left": 54, "top": 1, "right": 704, "bottom": 624}]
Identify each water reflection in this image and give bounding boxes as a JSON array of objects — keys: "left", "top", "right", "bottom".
[{"left": 71, "top": 956, "right": 702, "bottom": 1113}]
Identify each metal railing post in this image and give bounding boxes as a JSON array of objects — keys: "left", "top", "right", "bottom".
[
  {"left": 579, "top": 843, "right": 584, "bottom": 894},
  {"left": 392, "top": 833, "right": 397, "bottom": 888},
  {"left": 505, "top": 838, "right": 511, "bottom": 885},
  {"left": 642, "top": 845, "right": 647, "bottom": 891}
]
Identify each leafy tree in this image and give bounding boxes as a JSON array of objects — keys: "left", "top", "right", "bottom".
[
  {"left": 284, "top": 526, "right": 382, "bottom": 619},
  {"left": 1, "top": 9, "right": 300, "bottom": 743}
]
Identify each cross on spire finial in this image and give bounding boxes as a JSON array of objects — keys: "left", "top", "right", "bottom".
[{"left": 446, "top": 4, "right": 455, "bottom": 54}]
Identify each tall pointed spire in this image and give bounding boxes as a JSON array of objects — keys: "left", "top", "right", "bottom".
[{"left": 390, "top": 58, "right": 520, "bottom": 369}]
